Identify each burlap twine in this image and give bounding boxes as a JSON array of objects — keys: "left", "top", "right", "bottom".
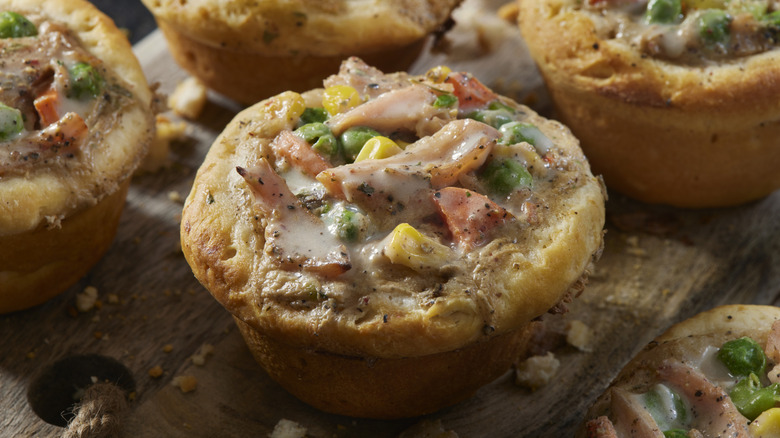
[{"left": 62, "top": 382, "right": 127, "bottom": 438}]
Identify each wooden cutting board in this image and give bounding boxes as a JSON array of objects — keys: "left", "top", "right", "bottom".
[{"left": 3, "top": 2, "right": 780, "bottom": 436}]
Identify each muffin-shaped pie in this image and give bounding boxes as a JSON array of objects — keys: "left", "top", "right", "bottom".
[
  {"left": 141, "top": 0, "right": 463, "bottom": 105},
  {"left": 0, "top": 0, "right": 154, "bottom": 313},
  {"left": 518, "top": 0, "right": 780, "bottom": 207},
  {"left": 581, "top": 305, "right": 780, "bottom": 437},
  {"left": 180, "top": 57, "right": 606, "bottom": 418}
]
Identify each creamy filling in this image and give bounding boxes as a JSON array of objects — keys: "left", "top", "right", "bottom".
[{"left": 578, "top": 0, "right": 780, "bottom": 63}]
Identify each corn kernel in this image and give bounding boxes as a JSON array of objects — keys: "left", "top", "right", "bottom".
[
  {"left": 322, "top": 85, "right": 360, "bottom": 115},
  {"left": 425, "top": 65, "right": 452, "bottom": 83},
  {"left": 264, "top": 91, "right": 306, "bottom": 124},
  {"left": 750, "top": 407, "right": 780, "bottom": 437},
  {"left": 354, "top": 136, "right": 403, "bottom": 162},
  {"left": 383, "top": 223, "right": 452, "bottom": 272}
]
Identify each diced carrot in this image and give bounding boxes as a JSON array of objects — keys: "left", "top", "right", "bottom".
[
  {"left": 444, "top": 72, "right": 499, "bottom": 114},
  {"left": 33, "top": 87, "right": 61, "bottom": 128},
  {"left": 433, "top": 187, "right": 513, "bottom": 249},
  {"left": 270, "top": 130, "right": 332, "bottom": 178}
]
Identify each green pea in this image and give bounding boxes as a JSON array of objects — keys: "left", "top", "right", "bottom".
[
  {"left": 487, "top": 100, "right": 517, "bottom": 113},
  {"left": 433, "top": 93, "right": 458, "bottom": 108},
  {"left": 663, "top": 430, "right": 689, "bottom": 438},
  {"left": 339, "top": 126, "right": 380, "bottom": 162},
  {"left": 499, "top": 121, "right": 553, "bottom": 150},
  {"left": 698, "top": 9, "right": 731, "bottom": 46},
  {"left": 336, "top": 209, "right": 359, "bottom": 242},
  {"left": 467, "top": 108, "right": 514, "bottom": 129},
  {"left": 68, "top": 62, "right": 104, "bottom": 100},
  {"left": 717, "top": 336, "right": 767, "bottom": 376},
  {"left": 294, "top": 122, "right": 340, "bottom": 158},
  {"left": 480, "top": 158, "right": 533, "bottom": 196},
  {"left": 729, "top": 374, "right": 780, "bottom": 420},
  {"left": 300, "top": 107, "right": 328, "bottom": 124},
  {"left": 0, "top": 102, "right": 23, "bottom": 141},
  {"left": 0, "top": 11, "right": 37, "bottom": 38},
  {"left": 645, "top": 0, "right": 682, "bottom": 24}
]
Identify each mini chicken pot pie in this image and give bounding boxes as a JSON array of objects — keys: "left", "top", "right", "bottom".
[
  {"left": 581, "top": 305, "right": 780, "bottom": 438},
  {"left": 0, "top": 0, "right": 154, "bottom": 313},
  {"left": 180, "top": 58, "right": 605, "bottom": 418},
  {"left": 140, "top": 0, "right": 462, "bottom": 105},
  {"left": 518, "top": 0, "right": 780, "bottom": 207}
]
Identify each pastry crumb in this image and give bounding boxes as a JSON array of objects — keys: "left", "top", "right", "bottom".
[
  {"left": 167, "top": 190, "right": 183, "bottom": 203},
  {"left": 75, "top": 286, "right": 99, "bottom": 312},
  {"left": 168, "top": 77, "right": 208, "bottom": 120},
  {"left": 269, "top": 418, "right": 308, "bottom": 438},
  {"left": 163, "top": 344, "right": 174, "bottom": 353},
  {"left": 171, "top": 375, "right": 197, "bottom": 393},
  {"left": 566, "top": 320, "right": 594, "bottom": 352},
  {"left": 191, "top": 344, "right": 214, "bottom": 366},
  {"left": 515, "top": 352, "right": 560, "bottom": 390},
  {"left": 148, "top": 365, "right": 164, "bottom": 378}
]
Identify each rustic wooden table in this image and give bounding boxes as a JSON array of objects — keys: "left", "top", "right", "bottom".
[{"left": 2, "top": 2, "right": 779, "bottom": 436}]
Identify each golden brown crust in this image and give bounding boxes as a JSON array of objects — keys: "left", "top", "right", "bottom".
[
  {"left": 517, "top": 0, "right": 780, "bottom": 207},
  {"left": 180, "top": 62, "right": 604, "bottom": 417},
  {"left": 142, "top": 0, "right": 460, "bottom": 56},
  {"left": 156, "top": 20, "right": 426, "bottom": 104},
  {"left": 142, "top": 0, "right": 461, "bottom": 104},
  {"left": 234, "top": 316, "right": 535, "bottom": 419},
  {"left": 0, "top": 179, "right": 129, "bottom": 313},
  {"left": 0, "top": 0, "right": 154, "bottom": 311}
]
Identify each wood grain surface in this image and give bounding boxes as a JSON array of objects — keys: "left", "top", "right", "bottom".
[{"left": 2, "top": 1, "right": 779, "bottom": 437}]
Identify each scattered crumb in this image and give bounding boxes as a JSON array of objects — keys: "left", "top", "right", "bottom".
[
  {"left": 163, "top": 344, "right": 174, "bottom": 353},
  {"left": 106, "top": 293, "right": 119, "bottom": 304},
  {"left": 515, "top": 352, "right": 560, "bottom": 390},
  {"left": 75, "top": 286, "right": 99, "bottom": 312},
  {"left": 566, "top": 320, "right": 594, "bottom": 352},
  {"left": 191, "top": 344, "right": 214, "bottom": 366},
  {"left": 128, "top": 391, "right": 137, "bottom": 401},
  {"left": 171, "top": 375, "right": 198, "bottom": 393},
  {"left": 93, "top": 331, "right": 103, "bottom": 340},
  {"left": 269, "top": 418, "right": 308, "bottom": 438},
  {"left": 148, "top": 365, "right": 164, "bottom": 378},
  {"left": 26, "top": 352, "right": 35, "bottom": 360},
  {"left": 168, "top": 190, "right": 183, "bottom": 203},
  {"left": 168, "top": 76, "right": 208, "bottom": 120}
]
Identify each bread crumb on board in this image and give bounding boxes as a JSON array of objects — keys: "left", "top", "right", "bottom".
[
  {"left": 515, "top": 352, "right": 560, "bottom": 390},
  {"left": 148, "top": 365, "right": 164, "bottom": 378},
  {"left": 190, "top": 344, "right": 214, "bottom": 366},
  {"left": 269, "top": 418, "right": 308, "bottom": 438},
  {"left": 171, "top": 375, "right": 197, "bottom": 393},
  {"left": 75, "top": 286, "right": 99, "bottom": 312},
  {"left": 168, "top": 76, "right": 208, "bottom": 120},
  {"left": 566, "top": 320, "right": 594, "bottom": 352}
]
